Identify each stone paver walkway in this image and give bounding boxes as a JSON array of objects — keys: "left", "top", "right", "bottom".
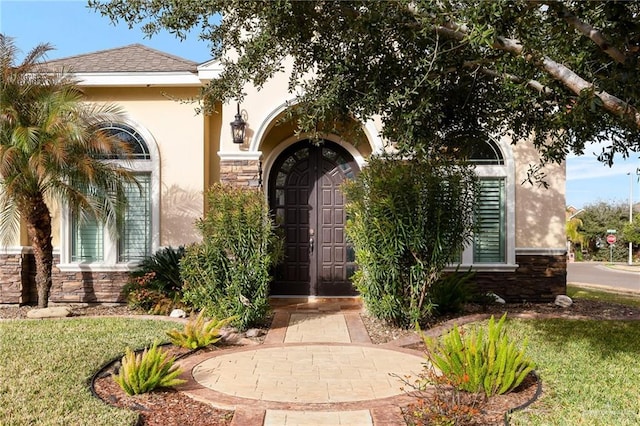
[{"left": 175, "top": 299, "right": 428, "bottom": 425}]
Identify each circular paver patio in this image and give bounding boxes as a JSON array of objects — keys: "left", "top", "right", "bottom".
[{"left": 191, "top": 343, "right": 426, "bottom": 404}]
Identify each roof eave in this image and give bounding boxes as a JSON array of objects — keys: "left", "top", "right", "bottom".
[
  {"left": 72, "top": 71, "right": 203, "bottom": 87},
  {"left": 197, "top": 60, "right": 224, "bottom": 81}
]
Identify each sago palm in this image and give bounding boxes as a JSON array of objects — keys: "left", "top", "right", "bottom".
[{"left": 0, "top": 34, "right": 137, "bottom": 307}]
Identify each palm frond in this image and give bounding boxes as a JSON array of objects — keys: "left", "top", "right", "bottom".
[
  {"left": 0, "top": 190, "right": 20, "bottom": 246},
  {"left": 0, "top": 34, "right": 135, "bottom": 252}
]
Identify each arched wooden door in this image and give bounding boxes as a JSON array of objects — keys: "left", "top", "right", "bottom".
[{"left": 269, "top": 140, "right": 359, "bottom": 296}]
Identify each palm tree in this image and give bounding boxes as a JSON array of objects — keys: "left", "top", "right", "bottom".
[{"left": 0, "top": 34, "right": 137, "bottom": 307}]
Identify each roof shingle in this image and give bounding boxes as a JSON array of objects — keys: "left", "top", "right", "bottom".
[{"left": 43, "top": 44, "right": 198, "bottom": 73}]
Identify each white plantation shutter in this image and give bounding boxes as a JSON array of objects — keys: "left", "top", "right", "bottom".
[
  {"left": 473, "top": 178, "right": 505, "bottom": 263},
  {"left": 119, "top": 174, "right": 151, "bottom": 262},
  {"left": 72, "top": 215, "right": 103, "bottom": 262}
]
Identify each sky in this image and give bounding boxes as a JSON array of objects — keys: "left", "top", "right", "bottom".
[{"left": 2, "top": 0, "right": 639, "bottom": 209}]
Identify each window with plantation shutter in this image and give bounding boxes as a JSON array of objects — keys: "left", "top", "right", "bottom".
[
  {"left": 446, "top": 135, "right": 515, "bottom": 269},
  {"left": 71, "top": 215, "right": 103, "bottom": 262},
  {"left": 474, "top": 179, "right": 505, "bottom": 263},
  {"left": 119, "top": 174, "right": 151, "bottom": 262},
  {"left": 63, "top": 121, "right": 157, "bottom": 269}
]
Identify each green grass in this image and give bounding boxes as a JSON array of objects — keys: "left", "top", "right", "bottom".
[
  {"left": 0, "top": 318, "right": 181, "bottom": 426},
  {"left": 568, "top": 284, "right": 640, "bottom": 308},
  {"left": 505, "top": 318, "right": 640, "bottom": 425}
]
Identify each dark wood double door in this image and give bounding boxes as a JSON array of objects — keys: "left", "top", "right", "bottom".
[{"left": 269, "top": 140, "right": 359, "bottom": 296}]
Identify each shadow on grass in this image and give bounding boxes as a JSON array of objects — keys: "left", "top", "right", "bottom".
[{"left": 523, "top": 318, "right": 640, "bottom": 359}]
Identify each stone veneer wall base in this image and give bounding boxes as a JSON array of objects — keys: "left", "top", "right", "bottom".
[
  {"left": 0, "top": 252, "right": 34, "bottom": 304},
  {"left": 473, "top": 254, "right": 567, "bottom": 303},
  {"left": 1, "top": 251, "right": 567, "bottom": 305}
]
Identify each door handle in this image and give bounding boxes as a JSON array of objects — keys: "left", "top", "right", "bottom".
[{"left": 309, "top": 237, "right": 314, "bottom": 254}]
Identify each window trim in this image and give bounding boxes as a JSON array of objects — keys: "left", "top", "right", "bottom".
[{"left": 58, "top": 119, "right": 160, "bottom": 272}]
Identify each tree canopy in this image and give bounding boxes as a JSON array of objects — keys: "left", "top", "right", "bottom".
[
  {"left": 90, "top": 0, "right": 640, "bottom": 169},
  {"left": 575, "top": 201, "right": 638, "bottom": 261}
]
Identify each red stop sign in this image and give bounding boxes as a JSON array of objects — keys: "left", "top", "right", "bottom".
[{"left": 606, "top": 234, "right": 617, "bottom": 244}]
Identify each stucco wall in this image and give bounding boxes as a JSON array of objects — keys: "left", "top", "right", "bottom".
[
  {"left": 80, "top": 87, "right": 206, "bottom": 247},
  {"left": 512, "top": 142, "right": 566, "bottom": 249}
]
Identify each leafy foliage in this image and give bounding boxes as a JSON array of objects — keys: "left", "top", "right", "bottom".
[
  {"left": 91, "top": 1, "right": 640, "bottom": 169},
  {"left": 422, "top": 314, "right": 535, "bottom": 397},
  {"left": 429, "top": 267, "right": 476, "bottom": 316},
  {"left": 166, "top": 311, "right": 236, "bottom": 349},
  {"left": 112, "top": 341, "right": 186, "bottom": 396},
  {"left": 578, "top": 201, "right": 637, "bottom": 261},
  {"left": 137, "top": 246, "right": 186, "bottom": 292},
  {"left": 343, "top": 154, "right": 476, "bottom": 326},
  {"left": 623, "top": 215, "right": 640, "bottom": 246},
  {"left": 180, "top": 184, "right": 282, "bottom": 330},
  {"left": 124, "top": 246, "right": 186, "bottom": 314}
]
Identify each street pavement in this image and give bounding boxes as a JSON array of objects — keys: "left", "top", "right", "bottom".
[{"left": 567, "top": 262, "right": 640, "bottom": 293}]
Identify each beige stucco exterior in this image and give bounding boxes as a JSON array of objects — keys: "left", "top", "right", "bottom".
[
  {"left": 0, "top": 44, "right": 567, "bottom": 305},
  {"left": 81, "top": 86, "right": 210, "bottom": 247},
  {"left": 58, "top": 78, "right": 567, "bottom": 268},
  {"left": 513, "top": 142, "right": 566, "bottom": 249}
]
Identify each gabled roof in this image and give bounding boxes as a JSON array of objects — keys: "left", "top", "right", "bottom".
[{"left": 44, "top": 44, "right": 198, "bottom": 73}]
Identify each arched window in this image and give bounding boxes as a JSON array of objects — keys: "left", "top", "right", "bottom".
[
  {"left": 97, "top": 123, "right": 151, "bottom": 160},
  {"left": 470, "top": 139, "right": 506, "bottom": 263},
  {"left": 64, "top": 122, "right": 158, "bottom": 268},
  {"left": 453, "top": 136, "right": 515, "bottom": 268}
]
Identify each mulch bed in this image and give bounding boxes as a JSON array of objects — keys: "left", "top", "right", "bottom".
[{"left": 92, "top": 345, "right": 234, "bottom": 426}]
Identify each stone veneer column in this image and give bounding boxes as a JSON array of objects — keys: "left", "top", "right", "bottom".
[
  {"left": 0, "top": 248, "right": 34, "bottom": 304},
  {"left": 219, "top": 159, "right": 262, "bottom": 187}
]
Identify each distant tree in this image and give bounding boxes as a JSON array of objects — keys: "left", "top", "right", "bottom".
[
  {"left": 623, "top": 215, "right": 640, "bottom": 246},
  {"left": 580, "top": 202, "right": 630, "bottom": 260},
  {"left": 0, "top": 35, "right": 136, "bottom": 307},
  {"left": 91, "top": 0, "right": 640, "bottom": 172}
]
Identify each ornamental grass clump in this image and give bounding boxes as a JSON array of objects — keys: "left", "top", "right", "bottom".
[
  {"left": 422, "top": 313, "right": 535, "bottom": 397},
  {"left": 166, "top": 311, "right": 236, "bottom": 349},
  {"left": 112, "top": 341, "right": 186, "bottom": 396}
]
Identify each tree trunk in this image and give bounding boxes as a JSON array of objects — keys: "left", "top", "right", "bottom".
[{"left": 22, "top": 196, "right": 54, "bottom": 308}]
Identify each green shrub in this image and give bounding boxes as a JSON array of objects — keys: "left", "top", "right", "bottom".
[
  {"left": 123, "top": 246, "right": 186, "bottom": 314},
  {"left": 422, "top": 313, "right": 535, "bottom": 397},
  {"left": 112, "top": 341, "right": 186, "bottom": 396},
  {"left": 167, "top": 312, "right": 237, "bottom": 349},
  {"left": 138, "top": 246, "right": 186, "bottom": 290},
  {"left": 180, "top": 184, "right": 283, "bottom": 331},
  {"left": 429, "top": 266, "right": 476, "bottom": 316},
  {"left": 343, "top": 154, "right": 477, "bottom": 326}
]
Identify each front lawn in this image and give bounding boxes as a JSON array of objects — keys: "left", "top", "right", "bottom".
[
  {"left": 2, "top": 313, "right": 640, "bottom": 425},
  {"left": 0, "top": 318, "right": 180, "bottom": 425},
  {"left": 568, "top": 284, "right": 640, "bottom": 308},
  {"left": 507, "top": 318, "right": 640, "bottom": 425}
]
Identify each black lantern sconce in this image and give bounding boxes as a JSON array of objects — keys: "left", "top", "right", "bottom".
[{"left": 230, "top": 103, "right": 246, "bottom": 144}]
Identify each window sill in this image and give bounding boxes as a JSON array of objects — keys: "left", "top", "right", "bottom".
[
  {"left": 445, "top": 263, "right": 519, "bottom": 273},
  {"left": 57, "top": 263, "right": 140, "bottom": 273}
]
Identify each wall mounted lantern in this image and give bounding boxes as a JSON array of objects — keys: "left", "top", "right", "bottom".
[{"left": 230, "top": 103, "right": 246, "bottom": 144}]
